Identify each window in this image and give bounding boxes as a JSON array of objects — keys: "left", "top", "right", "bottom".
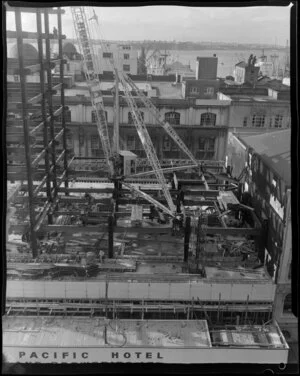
[
  {"left": 252, "top": 115, "right": 265, "bottom": 127},
  {"left": 204, "top": 87, "right": 214, "bottom": 96},
  {"left": 122, "top": 46, "right": 131, "bottom": 50},
  {"left": 124, "top": 53, "right": 130, "bottom": 60},
  {"left": 165, "top": 112, "right": 180, "bottom": 125},
  {"left": 274, "top": 114, "right": 283, "bottom": 128},
  {"left": 197, "top": 137, "right": 215, "bottom": 159},
  {"left": 91, "top": 135, "right": 101, "bottom": 157},
  {"left": 92, "top": 110, "right": 107, "bottom": 123},
  {"left": 123, "top": 64, "right": 130, "bottom": 72},
  {"left": 14, "top": 75, "right": 19, "bottom": 82},
  {"left": 103, "top": 52, "right": 113, "bottom": 58},
  {"left": 163, "top": 136, "right": 171, "bottom": 151},
  {"left": 198, "top": 138, "right": 205, "bottom": 150},
  {"left": 207, "top": 138, "right": 215, "bottom": 151},
  {"left": 190, "top": 86, "right": 200, "bottom": 94},
  {"left": 200, "top": 112, "right": 216, "bottom": 126},
  {"left": 135, "top": 137, "right": 144, "bottom": 150},
  {"left": 243, "top": 117, "right": 248, "bottom": 127},
  {"left": 128, "top": 111, "right": 144, "bottom": 125},
  {"left": 283, "top": 294, "right": 292, "bottom": 314},
  {"left": 127, "top": 135, "right": 135, "bottom": 150}
]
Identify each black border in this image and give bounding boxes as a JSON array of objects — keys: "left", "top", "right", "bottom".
[{"left": 2, "top": 0, "right": 299, "bottom": 374}]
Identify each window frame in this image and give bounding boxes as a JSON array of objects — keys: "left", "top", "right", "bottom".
[
  {"left": 200, "top": 112, "right": 216, "bottom": 126},
  {"left": 283, "top": 293, "right": 292, "bottom": 315},
  {"left": 90, "top": 134, "right": 101, "bottom": 157},
  {"left": 204, "top": 86, "right": 214, "bottom": 96},
  {"left": 252, "top": 114, "right": 266, "bottom": 128},
  {"left": 274, "top": 114, "right": 283, "bottom": 128},
  {"left": 103, "top": 52, "right": 113, "bottom": 58},
  {"left": 165, "top": 111, "right": 180, "bottom": 125},
  {"left": 123, "top": 64, "right": 130, "bottom": 72},
  {"left": 127, "top": 135, "right": 135, "bottom": 150},
  {"left": 92, "top": 110, "right": 107, "bottom": 123}
]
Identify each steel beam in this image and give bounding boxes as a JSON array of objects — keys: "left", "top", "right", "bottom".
[
  {"left": 6, "top": 5, "right": 65, "bottom": 14},
  {"left": 14, "top": 8, "right": 38, "bottom": 257}
]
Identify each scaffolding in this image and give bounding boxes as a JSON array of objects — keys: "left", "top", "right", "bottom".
[{"left": 6, "top": 6, "right": 70, "bottom": 258}]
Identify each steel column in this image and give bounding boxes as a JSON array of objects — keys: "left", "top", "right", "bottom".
[
  {"left": 58, "top": 8, "right": 69, "bottom": 193},
  {"left": 44, "top": 9, "right": 58, "bottom": 195},
  {"left": 36, "top": 9, "right": 53, "bottom": 224},
  {"left": 14, "top": 8, "right": 38, "bottom": 257}
]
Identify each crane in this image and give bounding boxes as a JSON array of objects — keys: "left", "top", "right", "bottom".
[
  {"left": 71, "top": 7, "right": 114, "bottom": 176},
  {"left": 71, "top": 6, "right": 202, "bottom": 218}
]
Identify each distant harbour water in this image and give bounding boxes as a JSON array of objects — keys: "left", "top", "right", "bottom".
[{"left": 6, "top": 39, "right": 288, "bottom": 78}]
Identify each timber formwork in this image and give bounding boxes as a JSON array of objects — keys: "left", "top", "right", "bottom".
[{"left": 6, "top": 6, "right": 69, "bottom": 257}]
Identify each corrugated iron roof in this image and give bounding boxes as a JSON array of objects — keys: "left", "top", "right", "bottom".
[{"left": 240, "top": 129, "right": 291, "bottom": 186}]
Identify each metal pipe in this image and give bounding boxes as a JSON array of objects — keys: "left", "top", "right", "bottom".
[{"left": 15, "top": 8, "right": 38, "bottom": 257}]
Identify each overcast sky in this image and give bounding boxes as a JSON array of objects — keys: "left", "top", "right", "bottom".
[{"left": 6, "top": 4, "right": 292, "bottom": 46}]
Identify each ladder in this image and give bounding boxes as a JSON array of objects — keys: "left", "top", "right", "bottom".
[{"left": 71, "top": 7, "right": 113, "bottom": 175}]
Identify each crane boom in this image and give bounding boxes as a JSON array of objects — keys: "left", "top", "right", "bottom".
[
  {"left": 118, "top": 72, "right": 176, "bottom": 213},
  {"left": 123, "top": 74, "right": 199, "bottom": 166},
  {"left": 71, "top": 7, "right": 113, "bottom": 175}
]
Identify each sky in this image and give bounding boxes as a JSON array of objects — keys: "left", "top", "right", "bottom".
[{"left": 5, "top": 4, "right": 292, "bottom": 46}]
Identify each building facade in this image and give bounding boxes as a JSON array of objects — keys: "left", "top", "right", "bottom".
[
  {"left": 96, "top": 43, "right": 138, "bottom": 75},
  {"left": 56, "top": 87, "right": 230, "bottom": 164},
  {"left": 226, "top": 130, "right": 297, "bottom": 357}
]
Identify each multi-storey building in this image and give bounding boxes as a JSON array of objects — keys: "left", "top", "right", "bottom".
[
  {"left": 52, "top": 76, "right": 231, "bottom": 168},
  {"left": 219, "top": 84, "right": 290, "bottom": 136},
  {"left": 96, "top": 43, "right": 138, "bottom": 75},
  {"left": 227, "top": 129, "right": 298, "bottom": 362}
]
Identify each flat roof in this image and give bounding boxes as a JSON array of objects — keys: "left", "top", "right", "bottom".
[
  {"left": 3, "top": 318, "right": 211, "bottom": 348},
  {"left": 151, "top": 82, "right": 183, "bottom": 99}
]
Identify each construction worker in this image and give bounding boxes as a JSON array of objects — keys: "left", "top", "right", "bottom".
[{"left": 53, "top": 27, "right": 58, "bottom": 38}]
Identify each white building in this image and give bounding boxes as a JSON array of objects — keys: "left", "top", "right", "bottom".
[{"left": 96, "top": 43, "right": 138, "bottom": 75}]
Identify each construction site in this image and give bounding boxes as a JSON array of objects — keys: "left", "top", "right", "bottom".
[{"left": 4, "top": 5, "right": 292, "bottom": 367}]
